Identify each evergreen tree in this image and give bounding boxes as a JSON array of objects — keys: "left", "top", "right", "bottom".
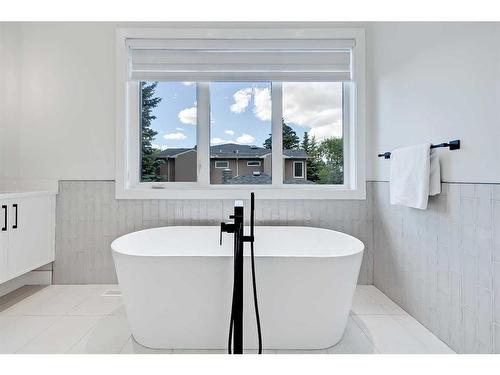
[
  {"left": 263, "top": 119, "right": 300, "bottom": 150},
  {"left": 301, "top": 131, "right": 311, "bottom": 152},
  {"left": 301, "top": 132, "right": 321, "bottom": 182},
  {"left": 140, "top": 82, "right": 165, "bottom": 182}
]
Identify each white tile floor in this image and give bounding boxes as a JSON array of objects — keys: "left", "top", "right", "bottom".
[{"left": 0, "top": 284, "right": 454, "bottom": 354}]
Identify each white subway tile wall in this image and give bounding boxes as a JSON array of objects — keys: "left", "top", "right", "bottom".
[
  {"left": 54, "top": 181, "right": 374, "bottom": 285},
  {"left": 373, "top": 182, "right": 500, "bottom": 354}
]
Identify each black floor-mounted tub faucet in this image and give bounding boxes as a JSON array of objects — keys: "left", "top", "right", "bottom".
[{"left": 220, "top": 193, "right": 262, "bottom": 354}]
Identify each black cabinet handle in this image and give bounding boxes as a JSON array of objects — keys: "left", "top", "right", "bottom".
[
  {"left": 1, "top": 205, "right": 6, "bottom": 231},
  {"left": 12, "top": 204, "right": 18, "bottom": 229}
]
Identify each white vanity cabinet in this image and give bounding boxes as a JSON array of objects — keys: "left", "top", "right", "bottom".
[{"left": 0, "top": 192, "right": 55, "bottom": 284}]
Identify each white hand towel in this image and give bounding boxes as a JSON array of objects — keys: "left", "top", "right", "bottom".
[
  {"left": 390, "top": 143, "right": 431, "bottom": 209},
  {"left": 428, "top": 149, "right": 441, "bottom": 196}
]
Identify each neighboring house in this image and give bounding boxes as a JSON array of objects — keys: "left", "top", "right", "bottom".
[
  {"left": 156, "top": 148, "right": 197, "bottom": 182},
  {"left": 156, "top": 143, "right": 309, "bottom": 184}
]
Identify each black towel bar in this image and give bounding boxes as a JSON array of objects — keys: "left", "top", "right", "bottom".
[{"left": 377, "top": 139, "right": 460, "bottom": 159}]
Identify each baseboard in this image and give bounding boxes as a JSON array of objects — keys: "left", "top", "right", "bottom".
[{"left": 0, "top": 269, "right": 52, "bottom": 298}]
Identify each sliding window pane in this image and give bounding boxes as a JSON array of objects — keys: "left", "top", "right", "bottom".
[
  {"left": 209, "top": 82, "right": 272, "bottom": 185},
  {"left": 282, "top": 82, "right": 344, "bottom": 185},
  {"left": 140, "top": 81, "right": 197, "bottom": 182}
]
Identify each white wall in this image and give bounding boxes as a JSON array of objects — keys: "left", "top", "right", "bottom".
[
  {"left": 0, "top": 23, "right": 116, "bottom": 190},
  {"left": 1, "top": 22, "right": 499, "bottom": 191},
  {"left": 1, "top": 24, "right": 19, "bottom": 184},
  {"left": 367, "top": 22, "right": 500, "bottom": 183}
]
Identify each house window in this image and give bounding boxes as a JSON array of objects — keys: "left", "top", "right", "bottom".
[
  {"left": 215, "top": 161, "right": 229, "bottom": 169},
  {"left": 247, "top": 161, "right": 261, "bottom": 167},
  {"left": 293, "top": 161, "right": 304, "bottom": 179},
  {"left": 116, "top": 28, "right": 366, "bottom": 199}
]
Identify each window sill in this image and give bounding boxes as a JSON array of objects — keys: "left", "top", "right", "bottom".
[{"left": 115, "top": 184, "right": 367, "bottom": 200}]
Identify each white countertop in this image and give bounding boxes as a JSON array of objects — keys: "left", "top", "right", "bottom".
[{"left": 0, "top": 191, "right": 57, "bottom": 199}]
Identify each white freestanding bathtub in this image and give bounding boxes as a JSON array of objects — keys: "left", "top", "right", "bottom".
[{"left": 111, "top": 226, "right": 364, "bottom": 350}]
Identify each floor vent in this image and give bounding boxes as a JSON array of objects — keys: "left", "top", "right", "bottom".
[{"left": 101, "top": 290, "right": 122, "bottom": 297}]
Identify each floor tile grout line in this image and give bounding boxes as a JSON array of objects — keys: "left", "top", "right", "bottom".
[
  {"left": 63, "top": 289, "right": 107, "bottom": 315},
  {"left": 0, "top": 286, "right": 47, "bottom": 311},
  {"left": 65, "top": 317, "right": 104, "bottom": 354},
  {"left": 9, "top": 285, "right": 115, "bottom": 354},
  {"left": 0, "top": 314, "right": 23, "bottom": 334},
  {"left": 390, "top": 315, "right": 456, "bottom": 354},
  {"left": 118, "top": 334, "right": 134, "bottom": 354},
  {"left": 13, "top": 315, "right": 64, "bottom": 354},
  {"left": 353, "top": 313, "right": 455, "bottom": 354},
  {"left": 350, "top": 312, "right": 408, "bottom": 316},
  {"left": 0, "top": 287, "right": 66, "bottom": 316},
  {"left": 349, "top": 314, "right": 379, "bottom": 353},
  {"left": 1, "top": 287, "right": 118, "bottom": 317},
  {"left": 368, "top": 286, "right": 414, "bottom": 316}
]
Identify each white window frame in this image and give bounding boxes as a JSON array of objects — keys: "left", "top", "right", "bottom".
[
  {"left": 215, "top": 161, "right": 230, "bottom": 169},
  {"left": 293, "top": 161, "right": 305, "bottom": 179},
  {"left": 247, "top": 161, "right": 262, "bottom": 167},
  {"left": 115, "top": 27, "right": 366, "bottom": 200}
]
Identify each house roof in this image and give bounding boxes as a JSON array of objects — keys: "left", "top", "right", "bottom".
[
  {"left": 283, "top": 149, "right": 308, "bottom": 158},
  {"left": 224, "top": 173, "right": 316, "bottom": 185},
  {"left": 157, "top": 148, "right": 194, "bottom": 158},
  {"left": 158, "top": 143, "right": 308, "bottom": 159},
  {"left": 210, "top": 143, "right": 270, "bottom": 158},
  {"left": 224, "top": 173, "right": 272, "bottom": 184},
  {"left": 284, "top": 179, "right": 315, "bottom": 184}
]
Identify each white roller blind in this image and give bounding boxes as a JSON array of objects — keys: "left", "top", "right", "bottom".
[{"left": 127, "top": 39, "right": 354, "bottom": 81}]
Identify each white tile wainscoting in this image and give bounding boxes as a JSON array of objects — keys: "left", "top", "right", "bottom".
[
  {"left": 0, "top": 284, "right": 453, "bottom": 354},
  {"left": 53, "top": 180, "right": 500, "bottom": 353},
  {"left": 373, "top": 182, "right": 500, "bottom": 354},
  {"left": 54, "top": 181, "right": 374, "bottom": 285}
]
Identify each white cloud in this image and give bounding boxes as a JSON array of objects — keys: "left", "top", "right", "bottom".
[
  {"left": 282, "top": 82, "right": 343, "bottom": 140},
  {"left": 175, "top": 127, "right": 184, "bottom": 131},
  {"left": 163, "top": 132, "right": 187, "bottom": 140},
  {"left": 152, "top": 144, "right": 168, "bottom": 151},
  {"left": 253, "top": 88, "right": 271, "bottom": 121},
  {"left": 182, "top": 82, "right": 194, "bottom": 86},
  {"left": 229, "top": 87, "right": 271, "bottom": 122},
  {"left": 224, "top": 129, "right": 235, "bottom": 136},
  {"left": 210, "top": 138, "right": 227, "bottom": 145},
  {"left": 236, "top": 133, "right": 255, "bottom": 144},
  {"left": 230, "top": 88, "right": 253, "bottom": 113},
  {"left": 178, "top": 105, "right": 197, "bottom": 125}
]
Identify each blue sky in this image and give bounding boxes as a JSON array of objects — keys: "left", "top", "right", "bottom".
[
  {"left": 148, "top": 81, "right": 342, "bottom": 150},
  {"left": 149, "top": 82, "right": 197, "bottom": 149}
]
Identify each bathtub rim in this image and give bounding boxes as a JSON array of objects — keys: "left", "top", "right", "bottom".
[{"left": 111, "top": 225, "right": 365, "bottom": 259}]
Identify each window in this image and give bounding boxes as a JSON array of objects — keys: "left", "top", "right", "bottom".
[
  {"left": 209, "top": 82, "right": 272, "bottom": 185},
  {"left": 247, "top": 161, "right": 261, "bottom": 167},
  {"left": 116, "top": 28, "right": 365, "bottom": 199},
  {"left": 293, "top": 161, "right": 304, "bottom": 179},
  {"left": 140, "top": 82, "right": 197, "bottom": 182},
  {"left": 215, "top": 161, "right": 229, "bottom": 169},
  {"left": 282, "top": 82, "right": 344, "bottom": 185}
]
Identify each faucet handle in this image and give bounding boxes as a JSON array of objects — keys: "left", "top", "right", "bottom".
[
  {"left": 220, "top": 221, "right": 235, "bottom": 246},
  {"left": 220, "top": 223, "right": 224, "bottom": 245},
  {"left": 220, "top": 222, "right": 229, "bottom": 245}
]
